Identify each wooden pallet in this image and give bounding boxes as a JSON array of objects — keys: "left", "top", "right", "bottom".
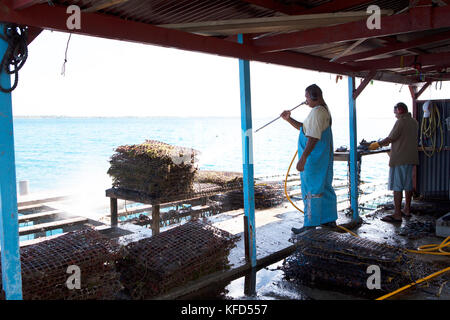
[{"left": 19, "top": 217, "right": 89, "bottom": 236}]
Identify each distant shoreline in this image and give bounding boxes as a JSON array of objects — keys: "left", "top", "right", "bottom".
[
  {"left": 13, "top": 115, "right": 393, "bottom": 120},
  {"left": 13, "top": 115, "right": 241, "bottom": 119}
]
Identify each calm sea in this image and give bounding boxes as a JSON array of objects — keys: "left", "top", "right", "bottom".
[{"left": 13, "top": 116, "right": 396, "bottom": 195}]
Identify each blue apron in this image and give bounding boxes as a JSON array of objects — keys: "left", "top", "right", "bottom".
[{"left": 298, "top": 117, "right": 338, "bottom": 227}]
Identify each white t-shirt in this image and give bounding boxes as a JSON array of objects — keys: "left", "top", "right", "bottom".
[{"left": 302, "top": 105, "right": 331, "bottom": 140}]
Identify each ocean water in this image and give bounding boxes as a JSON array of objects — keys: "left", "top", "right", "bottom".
[{"left": 13, "top": 116, "right": 396, "bottom": 195}]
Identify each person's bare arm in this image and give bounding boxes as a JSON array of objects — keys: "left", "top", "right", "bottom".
[
  {"left": 281, "top": 110, "right": 302, "bottom": 130},
  {"left": 378, "top": 137, "right": 392, "bottom": 146},
  {"left": 297, "top": 137, "right": 319, "bottom": 171}
]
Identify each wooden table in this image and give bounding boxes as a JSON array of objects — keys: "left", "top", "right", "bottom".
[
  {"left": 105, "top": 184, "right": 242, "bottom": 234},
  {"left": 333, "top": 147, "right": 391, "bottom": 161}
]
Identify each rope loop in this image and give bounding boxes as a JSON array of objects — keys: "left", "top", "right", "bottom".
[{"left": 0, "top": 23, "right": 28, "bottom": 93}]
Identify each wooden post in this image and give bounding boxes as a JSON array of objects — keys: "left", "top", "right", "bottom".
[
  {"left": 238, "top": 34, "right": 256, "bottom": 268},
  {"left": 110, "top": 197, "right": 118, "bottom": 227},
  {"left": 348, "top": 76, "right": 359, "bottom": 222},
  {"left": 152, "top": 204, "right": 160, "bottom": 235},
  {"left": 244, "top": 268, "right": 257, "bottom": 297},
  {"left": 0, "top": 24, "right": 23, "bottom": 300}
]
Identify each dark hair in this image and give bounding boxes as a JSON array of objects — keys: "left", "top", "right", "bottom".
[
  {"left": 394, "top": 102, "right": 408, "bottom": 113},
  {"left": 305, "top": 84, "right": 322, "bottom": 101}
]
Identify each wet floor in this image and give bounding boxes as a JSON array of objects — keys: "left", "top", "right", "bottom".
[
  {"left": 181, "top": 200, "right": 450, "bottom": 301},
  {"left": 182, "top": 260, "right": 309, "bottom": 300}
]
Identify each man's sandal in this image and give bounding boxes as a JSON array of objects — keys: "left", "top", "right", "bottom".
[
  {"left": 381, "top": 215, "right": 402, "bottom": 223},
  {"left": 401, "top": 211, "right": 412, "bottom": 218}
]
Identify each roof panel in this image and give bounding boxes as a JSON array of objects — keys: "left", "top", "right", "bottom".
[
  {"left": 54, "top": 0, "right": 281, "bottom": 24},
  {"left": 5, "top": 0, "right": 450, "bottom": 84}
]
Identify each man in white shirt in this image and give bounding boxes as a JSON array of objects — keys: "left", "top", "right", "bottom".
[{"left": 281, "top": 84, "right": 338, "bottom": 234}]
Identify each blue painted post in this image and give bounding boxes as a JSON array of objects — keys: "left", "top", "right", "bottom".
[
  {"left": 0, "top": 24, "right": 23, "bottom": 300},
  {"left": 348, "top": 76, "right": 359, "bottom": 221},
  {"left": 238, "top": 34, "right": 256, "bottom": 267}
]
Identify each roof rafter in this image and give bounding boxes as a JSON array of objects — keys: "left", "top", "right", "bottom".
[
  {"left": 0, "top": 2, "right": 357, "bottom": 77},
  {"left": 27, "top": 26, "right": 42, "bottom": 44},
  {"left": 82, "top": 0, "right": 130, "bottom": 13},
  {"left": 159, "top": 11, "right": 378, "bottom": 36},
  {"left": 298, "top": 0, "right": 376, "bottom": 14},
  {"left": 8, "top": 0, "right": 44, "bottom": 10},
  {"left": 240, "top": 0, "right": 307, "bottom": 15},
  {"left": 253, "top": 5, "right": 450, "bottom": 52},
  {"left": 352, "top": 51, "right": 450, "bottom": 72},
  {"left": 336, "top": 30, "right": 450, "bottom": 63}
]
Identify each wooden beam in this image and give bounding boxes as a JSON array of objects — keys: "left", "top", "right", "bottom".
[
  {"left": 9, "top": 0, "right": 43, "bottom": 10},
  {"left": 17, "top": 194, "right": 69, "bottom": 207},
  {"left": 240, "top": 0, "right": 306, "bottom": 15},
  {"left": 299, "top": 0, "right": 377, "bottom": 14},
  {"left": 416, "top": 81, "right": 432, "bottom": 98},
  {"left": 381, "top": 36, "right": 428, "bottom": 55},
  {"left": 406, "top": 73, "right": 450, "bottom": 83},
  {"left": 353, "top": 71, "right": 376, "bottom": 99},
  {"left": 82, "top": 0, "right": 130, "bottom": 13},
  {"left": 19, "top": 217, "right": 88, "bottom": 236},
  {"left": 330, "top": 38, "right": 366, "bottom": 62},
  {"left": 352, "top": 51, "right": 450, "bottom": 72},
  {"left": 246, "top": 0, "right": 380, "bottom": 16},
  {"left": 0, "top": 3, "right": 356, "bottom": 79},
  {"left": 18, "top": 209, "right": 62, "bottom": 223},
  {"left": 159, "top": 11, "right": 378, "bottom": 36},
  {"left": 26, "top": 26, "right": 42, "bottom": 44},
  {"left": 401, "top": 64, "right": 449, "bottom": 75},
  {"left": 336, "top": 30, "right": 450, "bottom": 63},
  {"left": 253, "top": 6, "right": 450, "bottom": 52}
]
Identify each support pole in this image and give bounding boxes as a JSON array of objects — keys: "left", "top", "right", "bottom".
[
  {"left": 238, "top": 34, "right": 256, "bottom": 268},
  {"left": 110, "top": 197, "right": 118, "bottom": 227},
  {"left": 348, "top": 76, "right": 359, "bottom": 221},
  {"left": 152, "top": 204, "right": 160, "bottom": 236},
  {"left": 0, "top": 25, "right": 23, "bottom": 300},
  {"left": 408, "top": 85, "right": 420, "bottom": 192}
]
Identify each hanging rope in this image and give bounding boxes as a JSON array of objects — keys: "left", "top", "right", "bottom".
[
  {"left": 0, "top": 24, "right": 28, "bottom": 93},
  {"left": 61, "top": 33, "right": 72, "bottom": 76}
]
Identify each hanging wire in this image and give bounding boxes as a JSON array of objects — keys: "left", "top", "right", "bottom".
[
  {"left": 0, "top": 24, "right": 28, "bottom": 93},
  {"left": 61, "top": 33, "right": 72, "bottom": 76}
]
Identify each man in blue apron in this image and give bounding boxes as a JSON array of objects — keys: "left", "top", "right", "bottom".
[{"left": 281, "top": 84, "right": 338, "bottom": 234}]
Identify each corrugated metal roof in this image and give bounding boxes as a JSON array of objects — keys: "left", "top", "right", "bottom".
[
  {"left": 55, "top": 0, "right": 281, "bottom": 24},
  {"left": 9, "top": 0, "right": 450, "bottom": 84}
]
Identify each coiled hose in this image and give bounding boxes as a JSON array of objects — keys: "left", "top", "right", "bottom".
[{"left": 420, "top": 102, "right": 444, "bottom": 157}]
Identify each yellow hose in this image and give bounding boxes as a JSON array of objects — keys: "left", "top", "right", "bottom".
[
  {"left": 284, "top": 150, "right": 359, "bottom": 237},
  {"left": 375, "top": 237, "right": 450, "bottom": 299},
  {"left": 283, "top": 149, "right": 449, "bottom": 300},
  {"left": 420, "top": 103, "right": 444, "bottom": 157},
  {"left": 284, "top": 150, "right": 304, "bottom": 213},
  {"left": 376, "top": 266, "right": 450, "bottom": 300},
  {"left": 406, "top": 236, "right": 450, "bottom": 256}
]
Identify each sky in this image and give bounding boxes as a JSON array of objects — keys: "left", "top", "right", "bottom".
[{"left": 11, "top": 30, "right": 450, "bottom": 120}]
